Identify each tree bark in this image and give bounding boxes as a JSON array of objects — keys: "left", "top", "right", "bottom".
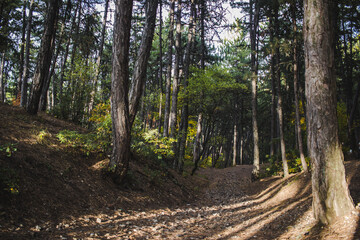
[
  {"left": 0, "top": 52, "right": 5, "bottom": 102},
  {"left": 129, "top": 0, "right": 158, "bottom": 126},
  {"left": 162, "top": 0, "right": 175, "bottom": 137},
  {"left": 176, "top": 0, "right": 196, "bottom": 173},
  {"left": 17, "top": 0, "right": 27, "bottom": 96},
  {"left": 169, "top": 0, "right": 182, "bottom": 138},
  {"left": 304, "top": 0, "right": 354, "bottom": 225},
  {"left": 158, "top": 0, "right": 163, "bottom": 134},
  {"left": 273, "top": 1, "right": 289, "bottom": 177},
  {"left": 250, "top": 0, "right": 260, "bottom": 179},
  {"left": 88, "top": 0, "right": 109, "bottom": 114},
  {"left": 20, "top": 0, "right": 34, "bottom": 108},
  {"left": 27, "top": 0, "right": 59, "bottom": 115},
  {"left": 292, "top": 1, "right": 308, "bottom": 172},
  {"left": 109, "top": 0, "right": 133, "bottom": 183}
]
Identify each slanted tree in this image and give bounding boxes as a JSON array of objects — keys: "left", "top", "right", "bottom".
[
  {"left": 27, "top": 0, "right": 59, "bottom": 115},
  {"left": 304, "top": 0, "right": 354, "bottom": 224}
]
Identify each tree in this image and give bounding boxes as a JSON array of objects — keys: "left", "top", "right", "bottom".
[
  {"left": 110, "top": 0, "right": 158, "bottom": 183},
  {"left": 27, "top": 0, "right": 60, "bottom": 115},
  {"left": 304, "top": 0, "right": 354, "bottom": 224},
  {"left": 250, "top": 0, "right": 260, "bottom": 179}
]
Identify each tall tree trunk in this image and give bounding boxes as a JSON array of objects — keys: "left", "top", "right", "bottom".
[
  {"left": 27, "top": 0, "right": 59, "bottom": 115},
  {"left": 193, "top": 113, "right": 203, "bottom": 163},
  {"left": 304, "top": 0, "right": 354, "bottom": 225},
  {"left": 39, "top": 0, "right": 72, "bottom": 112},
  {"left": 109, "top": 0, "right": 133, "bottom": 183},
  {"left": 169, "top": 0, "right": 182, "bottom": 138},
  {"left": 17, "top": 0, "right": 27, "bottom": 96},
  {"left": 273, "top": 2, "right": 289, "bottom": 177},
  {"left": 88, "top": 0, "right": 109, "bottom": 114},
  {"left": 0, "top": 52, "right": 5, "bottom": 102},
  {"left": 129, "top": 0, "right": 158, "bottom": 126},
  {"left": 20, "top": 0, "right": 34, "bottom": 108},
  {"left": 292, "top": 1, "right": 308, "bottom": 172},
  {"left": 158, "top": 0, "right": 163, "bottom": 134},
  {"left": 176, "top": 0, "right": 196, "bottom": 173},
  {"left": 250, "top": 0, "right": 260, "bottom": 179},
  {"left": 162, "top": 0, "right": 175, "bottom": 137},
  {"left": 110, "top": 0, "right": 158, "bottom": 183}
]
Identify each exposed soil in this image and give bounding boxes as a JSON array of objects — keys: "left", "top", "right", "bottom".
[{"left": 0, "top": 103, "right": 360, "bottom": 240}]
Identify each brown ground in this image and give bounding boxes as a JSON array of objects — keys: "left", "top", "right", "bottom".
[{"left": 0, "top": 103, "right": 360, "bottom": 240}]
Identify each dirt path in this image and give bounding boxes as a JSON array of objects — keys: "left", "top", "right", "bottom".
[{"left": 4, "top": 163, "right": 360, "bottom": 240}]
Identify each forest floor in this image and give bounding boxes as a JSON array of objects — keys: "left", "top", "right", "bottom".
[{"left": 0, "top": 103, "right": 360, "bottom": 240}]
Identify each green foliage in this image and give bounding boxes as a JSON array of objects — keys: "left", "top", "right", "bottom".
[
  {"left": 0, "top": 143, "right": 17, "bottom": 157},
  {"left": 263, "top": 151, "right": 310, "bottom": 177},
  {"left": 132, "top": 129, "right": 176, "bottom": 162},
  {"left": 0, "top": 167, "right": 19, "bottom": 194},
  {"left": 36, "top": 129, "right": 52, "bottom": 145}
]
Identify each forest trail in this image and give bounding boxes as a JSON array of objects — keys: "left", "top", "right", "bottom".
[
  {"left": 0, "top": 104, "right": 359, "bottom": 240},
  {"left": 8, "top": 164, "right": 360, "bottom": 240}
]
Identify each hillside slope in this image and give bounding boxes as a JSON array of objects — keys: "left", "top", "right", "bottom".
[{"left": 0, "top": 103, "right": 201, "bottom": 239}]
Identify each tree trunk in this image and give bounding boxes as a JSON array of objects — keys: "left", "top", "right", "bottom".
[
  {"left": 129, "top": 0, "right": 158, "bottom": 126},
  {"left": 304, "top": 0, "right": 354, "bottom": 225},
  {"left": 162, "top": 0, "right": 175, "bottom": 137},
  {"left": 233, "top": 123, "right": 238, "bottom": 166},
  {"left": 27, "top": 0, "right": 59, "bottom": 115},
  {"left": 176, "top": 0, "right": 196, "bottom": 173},
  {"left": 20, "top": 0, "right": 34, "bottom": 108},
  {"left": 169, "top": 0, "right": 182, "bottom": 138},
  {"left": 0, "top": 52, "right": 5, "bottom": 102},
  {"left": 250, "top": 0, "right": 260, "bottom": 179},
  {"left": 109, "top": 0, "right": 133, "bottom": 183},
  {"left": 17, "top": 0, "right": 27, "bottom": 96},
  {"left": 292, "top": 1, "right": 308, "bottom": 172},
  {"left": 158, "top": 0, "right": 163, "bottom": 134},
  {"left": 88, "top": 0, "right": 109, "bottom": 114},
  {"left": 273, "top": 2, "right": 289, "bottom": 177}
]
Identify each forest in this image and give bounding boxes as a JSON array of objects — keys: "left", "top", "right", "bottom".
[{"left": 0, "top": 0, "right": 360, "bottom": 239}]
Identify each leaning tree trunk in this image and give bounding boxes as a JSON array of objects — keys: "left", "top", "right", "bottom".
[
  {"left": 109, "top": 0, "right": 133, "bottom": 183},
  {"left": 27, "top": 0, "right": 59, "bottom": 115},
  {"left": 129, "top": 0, "right": 158, "bottom": 126},
  {"left": 304, "top": 0, "right": 354, "bottom": 225}
]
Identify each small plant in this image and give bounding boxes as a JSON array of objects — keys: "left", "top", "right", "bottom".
[
  {"left": 0, "top": 167, "right": 20, "bottom": 194},
  {"left": 0, "top": 143, "right": 17, "bottom": 157},
  {"left": 36, "top": 129, "right": 52, "bottom": 145}
]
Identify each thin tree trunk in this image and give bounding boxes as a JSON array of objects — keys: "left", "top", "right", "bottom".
[
  {"left": 177, "top": 0, "right": 196, "bottom": 173},
  {"left": 20, "top": 0, "right": 34, "bottom": 107},
  {"left": 17, "top": 0, "right": 27, "bottom": 96},
  {"left": 27, "top": 0, "right": 59, "bottom": 115},
  {"left": 0, "top": 52, "right": 5, "bottom": 102},
  {"left": 233, "top": 123, "right": 238, "bottom": 166},
  {"left": 162, "top": 0, "right": 175, "bottom": 137},
  {"left": 169, "top": 0, "right": 181, "bottom": 138},
  {"left": 292, "top": 1, "right": 307, "bottom": 172},
  {"left": 158, "top": 0, "right": 163, "bottom": 134},
  {"left": 304, "top": 0, "right": 354, "bottom": 225},
  {"left": 88, "top": 0, "right": 109, "bottom": 114},
  {"left": 273, "top": 2, "right": 289, "bottom": 177},
  {"left": 250, "top": 0, "right": 260, "bottom": 179}
]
